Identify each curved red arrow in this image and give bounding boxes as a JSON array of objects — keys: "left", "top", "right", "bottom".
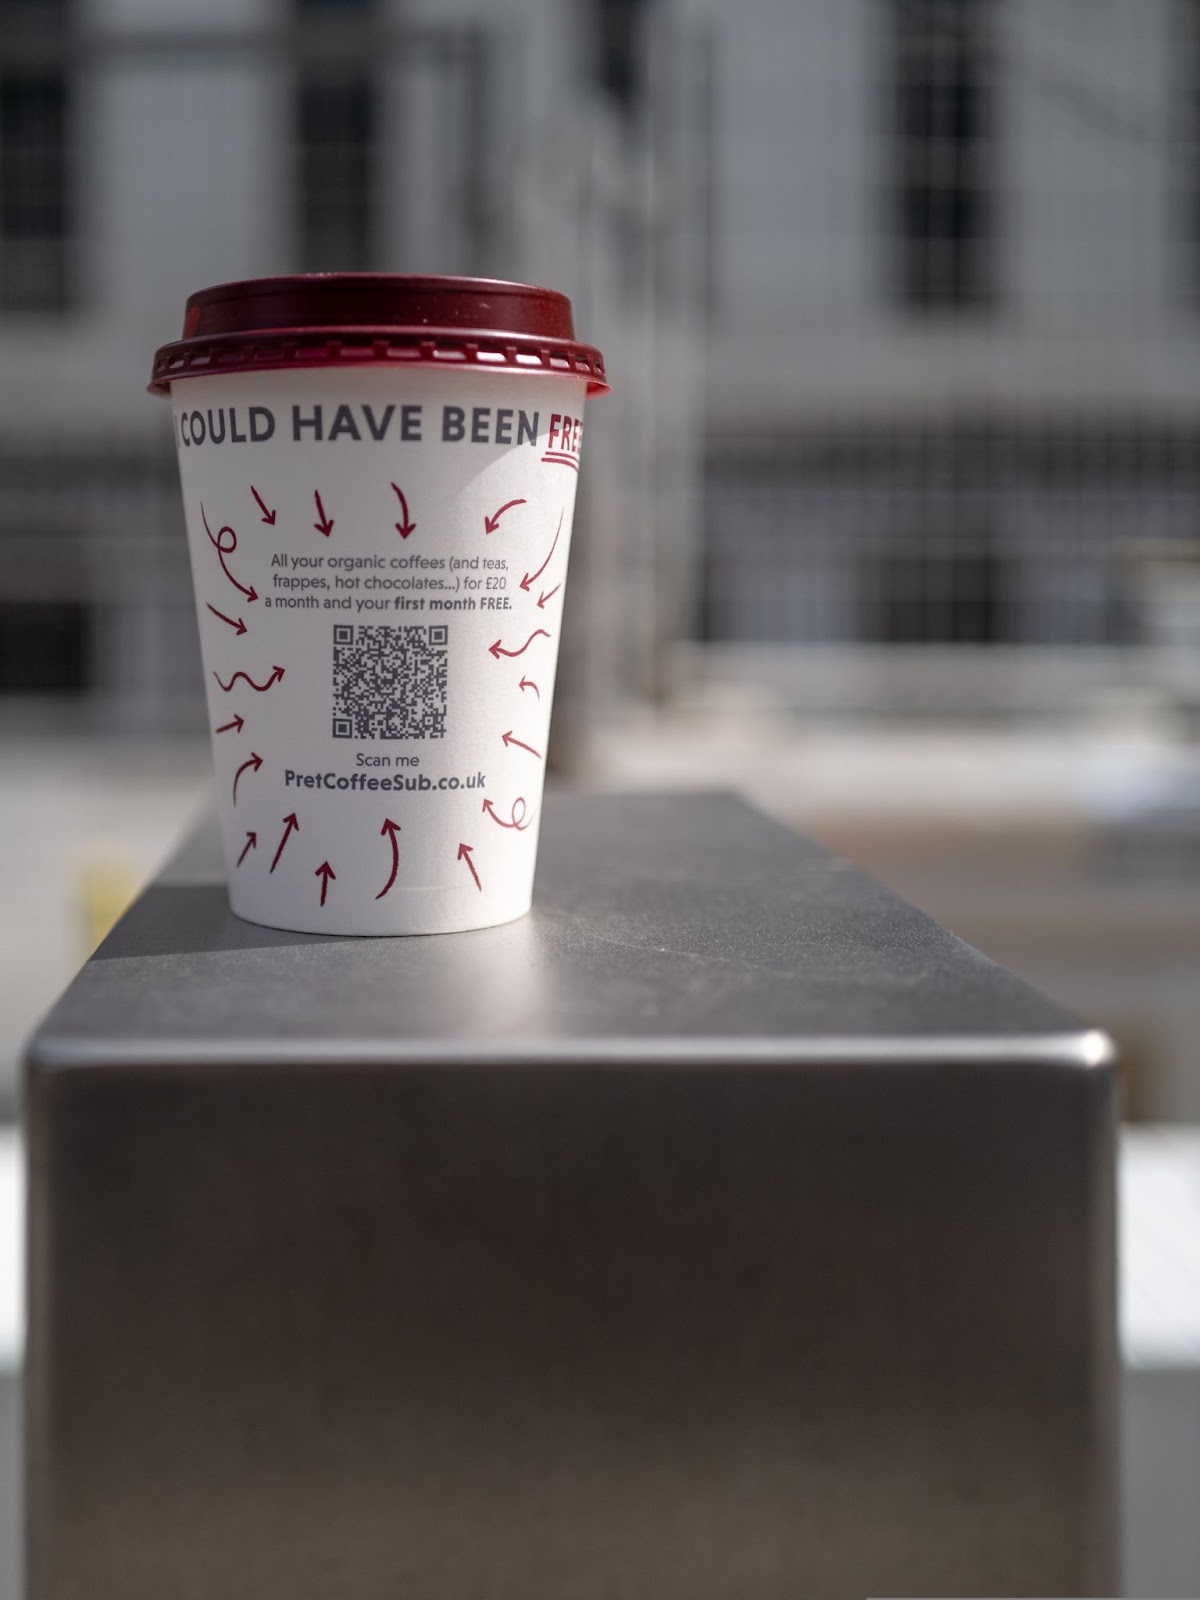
[
  {"left": 213, "top": 665, "right": 285, "bottom": 694},
  {"left": 270, "top": 812, "right": 299, "bottom": 874},
  {"left": 232, "top": 751, "right": 263, "bottom": 804},
  {"left": 313, "top": 490, "right": 334, "bottom": 537},
  {"left": 536, "top": 584, "right": 561, "bottom": 611},
  {"left": 315, "top": 860, "right": 336, "bottom": 906},
  {"left": 519, "top": 508, "right": 563, "bottom": 591},
  {"left": 237, "top": 831, "right": 257, "bottom": 868},
  {"left": 457, "top": 842, "right": 482, "bottom": 891},
  {"left": 202, "top": 503, "right": 258, "bottom": 602},
  {"left": 375, "top": 817, "right": 402, "bottom": 900},
  {"left": 214, "top": 714, "right": 245, "bottom": 735},
  {"left": 391, "top": 483, "right": 416, "bottom": 540},
  {"left": 482, "top": 796, "right": 533, "bottom": 831},
  {"left": 250, "top": 485, "right": 276, "bottom": 526},
  {"left": 206, "top": 602, "right": 247, "bottom": 636},
  {"left": 484, "top": 497, "right": 526, "bottom": 535},
  {"left": 488, "top": 629, "right": 550, "bottom": 661},
  {"left": 501, "top": 730, "right": 542, "bottom": 760},
  {"left": 518, "top": 677, "right": 540, "bottom": 701}
]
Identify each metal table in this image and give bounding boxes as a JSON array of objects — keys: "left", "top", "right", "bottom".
[{"left": 25, "top": 792, "right": 1118, "bottom": 1599}]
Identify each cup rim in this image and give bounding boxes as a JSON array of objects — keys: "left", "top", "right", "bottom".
[{"left": 150, "top": 274, "right": 609, "bottom": 397}]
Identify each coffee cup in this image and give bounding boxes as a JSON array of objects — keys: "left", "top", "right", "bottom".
[{"left": 151, "top": 274, "right": 608, "bottom": 934}]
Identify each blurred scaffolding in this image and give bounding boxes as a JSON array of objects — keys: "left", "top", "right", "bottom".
[{"left": 5, "top": 0, "right": 1200, "bottom": 724}]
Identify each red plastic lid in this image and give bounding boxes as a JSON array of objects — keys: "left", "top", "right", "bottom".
[{"left": 149, "top": 274, "right": 609, "bottom": 396}]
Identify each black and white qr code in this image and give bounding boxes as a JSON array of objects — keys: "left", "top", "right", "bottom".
[{"left": 332, "top": 623, "right": 448, "bottom": 740}]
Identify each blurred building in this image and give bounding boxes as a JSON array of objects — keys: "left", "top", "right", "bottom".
[
  {"left": 0, "top": 0, "right": 677, "bottom": 730},
  {"left": 3, "top": 0, "right": 1200, "bottom": 727},
  {"left": 699, "top": 0, "right": 1200, "bottom": 718}
]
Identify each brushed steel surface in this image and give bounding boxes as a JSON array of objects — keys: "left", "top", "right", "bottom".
[{"left": 25, "top": 793, "right": 1118, "bottom": 1599}]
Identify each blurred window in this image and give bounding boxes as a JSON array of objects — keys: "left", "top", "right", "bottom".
[
  {"left": 590, "top": 0, "right": 651, "bottom": 113},
  {"left": 891, "top": 0, "right": 994, "bottom": 309},
  {"left": 0, "top": 1, "right": 71, "bottom": 312},
  {"left": 294, "top": 0, "right": 376, "bottom": 271},
  {"left": 868, "top": 535, "right": 1010, "bottom": 643},
  {"left": 0, "top": 600, "right": 88, "bottom": 691}
]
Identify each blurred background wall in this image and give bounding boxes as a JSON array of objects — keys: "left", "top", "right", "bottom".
[{"left": 8, "top": 0, "right": 1200, "bottom": 719}]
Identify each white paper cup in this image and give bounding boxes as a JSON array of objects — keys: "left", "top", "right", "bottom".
[{"left": 152, "top": 276, "right": 607, "bottom": 935}]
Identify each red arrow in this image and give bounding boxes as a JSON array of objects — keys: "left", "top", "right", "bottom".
[
  {"left": 313, "top": 490, "right": 334, "bottom": 537},
  {"left": 457, "top": 842, "right": 482, "bottom": 892},
  {"left": 519, "top": 508, "right": 563, "bottom": 591},
  {"left": 315, "top": 860, "right": 336, "bottom": 906},
  {"left": 484, "top": 497, "right": 526, "bottom": 535},
  {"left": 270, "top": 812, "right": 299, "bottom": 874},
  {"left": 250, "top": 485, "right": 277, "bottom": 526},
  {"left": 482, "top": 796, "right": 533, "bottom": 831},
  {"left": 237, "top": 831, "right": 257, "bottom": 868},
  {"left": 375, "top": 817, "right": 402, "bottom": 900},
  {"left": 232, "top": 751, "right": 263, "bottom": 804},
  {"left": 501, "top": 730, "right": 542, "bottom": 760},
  {"left": 391, "top": 482, "right": 416, "bottom": 540},
  {"left": 518, "top": 677, "right": 540, "bottom": 701},
  {"left": 488, "top": 629, "right": 550, "bottom": 660},
  {"left": 206, "top": 602, "right": 248, "bottom": 636},
  {"left": 213, "top": 665, "right": 285, "bottom": 693},
  {"left": 536, "top": 584, "right": 561, "bottom": 610},
  {"left": 202, "top": 503, "right": 258, "bottom": 602},
  {"left": 214, "top": 714, "right": 245, "bottom": 735}
]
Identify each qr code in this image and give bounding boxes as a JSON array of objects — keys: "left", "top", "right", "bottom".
[{"left": 332, "top": 623, "right": 448, "bottom": 740}]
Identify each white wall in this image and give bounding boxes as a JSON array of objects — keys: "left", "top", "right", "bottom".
[
  {"left": 1010, "top": 0, "right": 1175, "bottom": 329},
  {"left": 0, "top": 0, "right": 280, "bottom": 435},
  {"left": 711, "top": 0, "right": 876, "bottom": 326}
]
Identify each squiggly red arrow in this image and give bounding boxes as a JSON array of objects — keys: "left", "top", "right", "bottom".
[
  {"left": 270, "top": 812, "right": 299, "bottom": 874},
  {"left": 315, "top": 860, "right": 336, "bottom": 905},
  {"left": 501, "top": 730, "right": 542, "bottom": 760},
  {"left": 536, "top": 584, "right": 561, "bottom": 610},
  {"left": 237, "top": 831, "right": 257, "bottom": 867},
  {"left": 488, "top": 630, "right": 550, "bottom": 660},
  {"left": 214, "top": 714, "right": 245, "bottom": 735},
  {"left": 391, "top": 483, "right": 416, "bottom": 540},
  {"left": 484, "top": 497, "right": 526, "bottom": 535},
  {"left": 202, "top": 504, "right": 258, "bottom": 602},
  {"left": 232, "top": 751, "right": 263, "bottom": 804},
  {"left": 206, "top": 602, "right": 247, "bottom": 636},
  {"left": 213, "top": 665, "right": 285, "bottom": 693},
  {"left": 313, "top": 490, "right": 334, "bottom": 537},
  {"left": 375, "top": 818, "right": 402, "bottom": 900},
  {"left": 518, "top": 677, "right": 540, "bottom": 701},
  {"left": 457, "top": 842, "right": 481, "bottom": 891},
  {"left": 519, "top": 508, "right": 563, "bottom": 592},
  {"left": 482, "top": 796, "right": 533, "bottom": 831}
]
